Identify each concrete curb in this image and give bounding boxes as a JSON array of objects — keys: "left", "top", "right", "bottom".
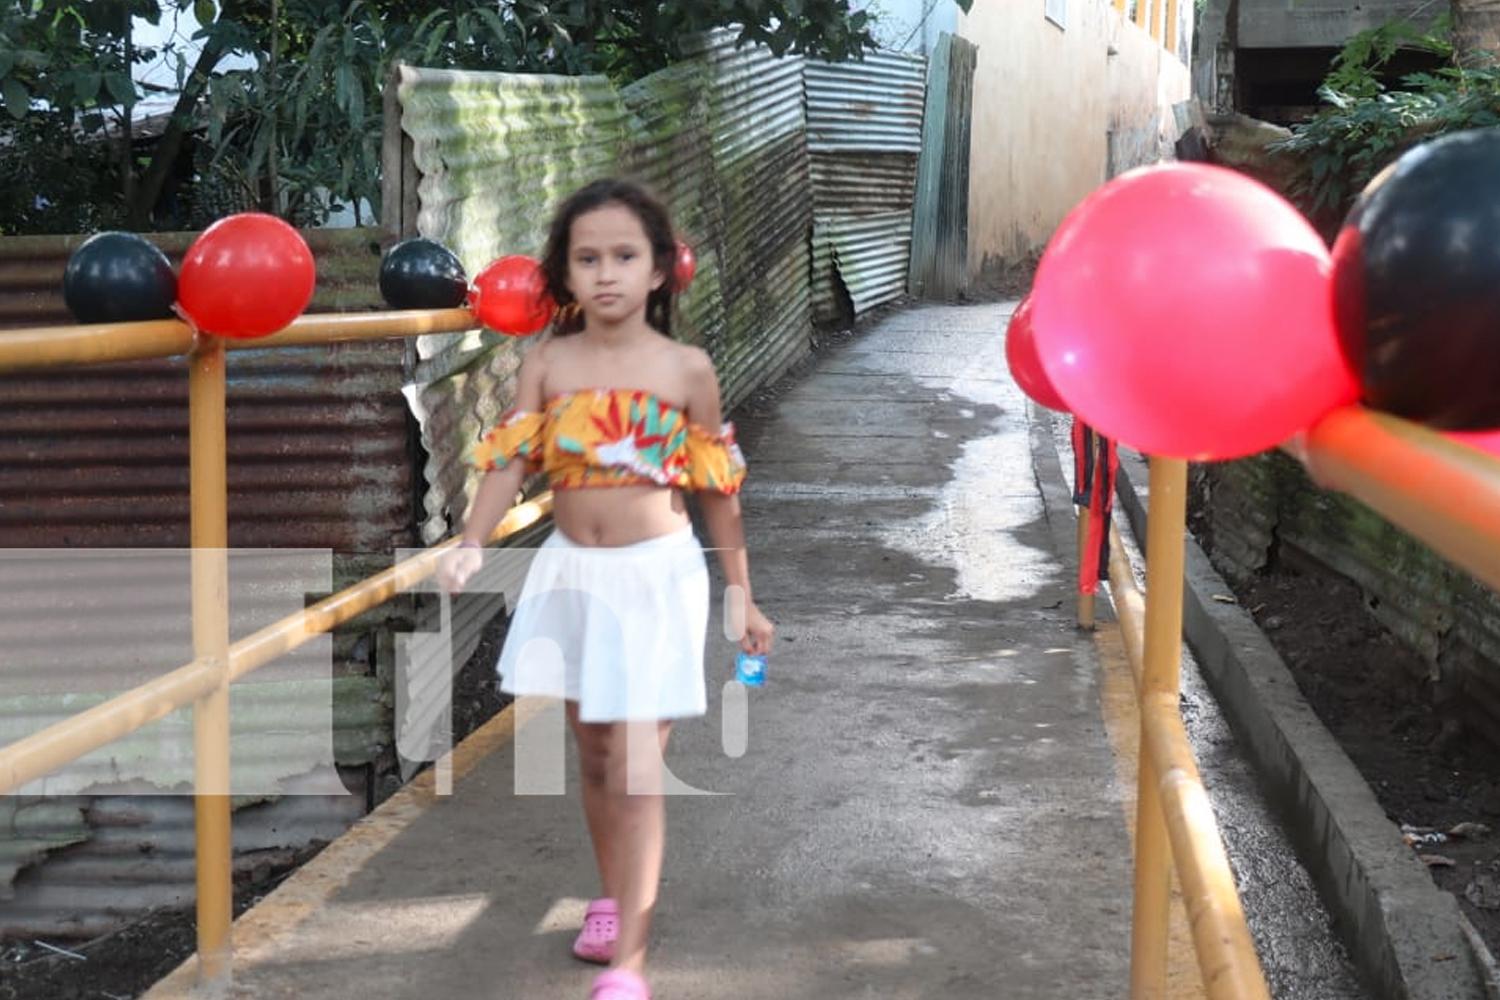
[{"left": 1109, "top": 445, "right": 1486, "bottom": 1000}]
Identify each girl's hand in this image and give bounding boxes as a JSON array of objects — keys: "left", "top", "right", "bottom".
[
  {"left": 741, "top": 599, "right": 774, "bottom": 656},
  {"left": 438, "top": 545, "right": 483, "bottom": 594}
]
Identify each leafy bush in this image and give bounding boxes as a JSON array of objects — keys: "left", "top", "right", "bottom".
[
  {"left": 1272, "top": 15, "right": 1500, "bottom": 221},
  {"left": 0, "top": 0, "right": 916, "bottom": 235}
]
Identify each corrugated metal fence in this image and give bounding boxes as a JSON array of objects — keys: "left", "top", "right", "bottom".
[
  {"left": 396, "top": 31, "right": 930, "bottom": 548},
  {"left": 909, "top": 33, "right": 977, "bottom": 301},
  {"left": 0, "top": 230, "right": 399, "bottom": 938},
  {"left": 807, "top": 50, "right": 927, "bottom": 322},
  {"left": 1201, "top": 450, "right": 1500, "bottom": 756}
]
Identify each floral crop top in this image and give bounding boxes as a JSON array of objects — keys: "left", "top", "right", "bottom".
[{"left": 468, "top": 388, "right": 747, "bottom": 494}]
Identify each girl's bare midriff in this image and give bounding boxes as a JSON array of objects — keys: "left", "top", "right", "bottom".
[{"left": 553, "top": 483, "right": 690, "bottom": 547}]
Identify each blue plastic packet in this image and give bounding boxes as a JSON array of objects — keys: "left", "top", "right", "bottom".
[{"left": 735, "top": 651, "right": 767, "bottom": 687}]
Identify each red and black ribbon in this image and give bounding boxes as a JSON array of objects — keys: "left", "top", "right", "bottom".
[{"left": 1071, "top": 419, "right": 1118, "bottom": 595}]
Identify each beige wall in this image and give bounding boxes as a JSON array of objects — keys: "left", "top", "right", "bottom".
[{"left": 958, "top": 2, "right": 1191, "bottom": 275}]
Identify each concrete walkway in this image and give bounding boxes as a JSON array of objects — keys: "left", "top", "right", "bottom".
[{"left": 137, "top": 300, "right": 1466, "bottom": 1000}]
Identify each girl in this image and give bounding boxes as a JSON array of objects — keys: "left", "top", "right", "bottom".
[{"left": 438, "top": 177, "right": 774, "bottom": 1000}]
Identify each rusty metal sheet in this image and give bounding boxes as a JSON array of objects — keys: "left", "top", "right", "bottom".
[
  {"left": 0, "top": 228, "right": 414, "bottom": 556},
  {"left": 0, "top": 792, "right": 366, "bottom": 939},
  {"left": 806, "top": 51, "right": 927, "bottom": 153},
  {"left": 0, "top": 545, "right": 385, "bottom": 936},
  {"left": 807, "top": 51, "right": 927, "bottom": 321}
]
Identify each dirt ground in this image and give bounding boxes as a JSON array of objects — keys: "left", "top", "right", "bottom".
[
  {"left": 6, "top": 266, "right": 1500, "bottom": 995},
  {"left": 1210, "top": 550, "right": 1500, "bottom": 968}
]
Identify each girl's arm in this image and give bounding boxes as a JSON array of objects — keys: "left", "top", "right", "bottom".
[
  {"left": 438, "top": 345, "right": 547, "bottom": 594},
  {"left": 683, "top": 348, "right": 774, "bottom": 654},
  {"left": 699, "top": 492, "right": 773, "bottom": 655},
  {"left": 460, "top": 463, "right": 529, "bottom": 548}
]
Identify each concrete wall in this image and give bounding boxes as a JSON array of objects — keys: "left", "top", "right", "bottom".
[
  {"left": 957, "top": 2, "right": 1191, "bottom": 273},
  {"left": 1233, "top": 0, "right": 1436, "bottom": 49},
  {"left": 1194, "top": 0, "right": 1445, "bottom": 119}
]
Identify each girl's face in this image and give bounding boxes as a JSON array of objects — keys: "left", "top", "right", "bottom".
[{"left": 565, "top": 203, "right": 665, "bottom": 328}]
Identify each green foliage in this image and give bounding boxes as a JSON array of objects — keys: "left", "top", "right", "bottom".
[
  {"left": 1322, "top": 13, "right": 1453, "bottom": 97},
  {"left": 0, "top": 0, "right": 169, "bottom": 233},
  {"left": 0, "top": 110, "right": 129, "bottom": 235},
  {"left": 1271, "top": 15, "right": 1500, "bottom": 220},
  {"left": 0, "top": 0, "right": 153, "bottom": 122},
  {"left": 0, "top": 0, "right": 934, "bottom": 235}
]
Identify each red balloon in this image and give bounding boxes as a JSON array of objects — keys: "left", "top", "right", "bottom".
[
  {"left": 1031, "top": 162, "right": 1359, "bottom": 461},
  {"left": 673, "top": 240, "right": 696, "bottom": 292},
  {"left": 1004, "top": 296, "right": 1068, "bottom": 411},
  {"left": 177, "top": 213, "right": 316, "bottom": 339},
  {"left": 1446, "top": 428, "right": 1500, "bottom": 461},
  {"left": 469, "top": 255, "right": 554, "bottom": 336}
]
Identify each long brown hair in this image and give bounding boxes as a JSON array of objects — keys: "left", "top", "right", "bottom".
[{"left": 540, "top": 177, "right": 678, "bottom": 337}]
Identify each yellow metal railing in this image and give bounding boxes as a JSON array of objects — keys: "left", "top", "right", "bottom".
[
  {"left": 0, "top": 309, "right": 544, "bottom": 991},
  {"left": 1080, "top": 448, "right": 1271, "bottom": 1000},
  {"left": 1084, "top": 405, "right": 1500, "bottom": 1000},
  {"left": 1289, "top": 409, "right": 1500, "bottom": 595}
]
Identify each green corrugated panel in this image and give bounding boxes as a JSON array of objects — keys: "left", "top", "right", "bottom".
[
  {"left": 935, "top": 36, "right": 975, "bottom": 299},
  {"left": 620, "top": 59, "right": 730, "bottom": 365},
  {"left": 398, "top": 66, "right": 631, "bottom": 545},
  {"left": 398, "top": 65, "right": 627, "bottom": 380},
  {"left": 399, "top": 66, "right": 628, "bottom": 275},
  {"left": 401, "top": 35, "right": 819, "bottom": 548},
  {"left": 908, "top": 35, "right": 951, "bottom": 299}
]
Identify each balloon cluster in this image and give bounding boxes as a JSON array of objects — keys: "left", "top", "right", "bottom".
[
  {"left": 379, "top": 237, "right": 699, "bottom": 337},
  {"left": 65, "top": 222, "right": 701, "bottom": 343},
  {"left": 1008, "top": 126, "right": 1500, "bottom": 462},
  {"left": 64, "top": 213, "right": 316, "bottom": 339}
]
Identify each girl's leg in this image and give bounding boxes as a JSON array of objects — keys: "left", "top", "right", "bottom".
[
  {"left": 568, "top": 702, "right": 619, "bottom": 898},
  {"left": 568, "top": 705, "right": 674, "bottom": 975}
]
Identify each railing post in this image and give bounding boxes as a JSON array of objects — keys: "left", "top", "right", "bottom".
[
  {"left": 1077, "top": 505, "right": 1097, "bottom": 630},
  {"left": 1130, "top": 456, "right": 1187, "bottom": 999},
  {"left": 189, "top": 334, "right": 233, "bottom": 989}
]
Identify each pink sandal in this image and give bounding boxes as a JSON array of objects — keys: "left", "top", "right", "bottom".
[
  {"left": 590, "top": 968, "right": 651, "bottom": 1000},
  {"left": 572, "top": 897, "right": 618, "bottom": 964}
]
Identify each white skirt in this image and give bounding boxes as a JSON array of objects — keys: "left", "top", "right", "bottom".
[{"left": 496, "top": 525, "right": 709, "bottom": 722}]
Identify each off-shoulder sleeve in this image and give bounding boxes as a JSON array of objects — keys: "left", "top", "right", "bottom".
[
  {"left": 467, "top": 409, "right": 545, "bottom": 472},
  {"left": 683, "top": 421, "right": 747, "bottom": 494}
]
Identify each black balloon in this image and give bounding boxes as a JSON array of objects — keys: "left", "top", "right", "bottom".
[
  {"left": 1331, "top": 127, "right": 1500, "bottom": 430},
  {"left": 63, "top": 231, "right": 177, "bottom": 324},
  {"left": 379, "top": 238, "right": 468, "bottom": 309}
]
